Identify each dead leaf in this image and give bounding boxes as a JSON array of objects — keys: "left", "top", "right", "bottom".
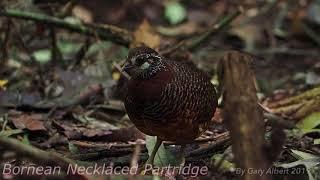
[
  {"left": 53, "top": 120, "right": 113, "bottom": 140},
  {"left": 0, "top": 80, "right": 8, "bottom": 90},
  {"left": 72, "top": 5, "right": 93, "bottom": 23},
  {"left": 230, "top": 24, "right": 265, "bottom": 51},
  {"left": 0, "top": 91, "right": 42, "bottom": 107},
  {"left": 133, "top": 19, "right": 161, "bottom": 48},
  {"left": 38, "top": 133, "right": 68, "bottom": 148},
  {"left": 156, "top": 22, "right": 199, "bottom": 37},
  {"left": 82, "top": 129, "right": 112, "bottom": 138},
  {"left": 108, "top": 126, "right": 145, "bottom": 142},
  {"left": 52, "top": 120, "right": 144, "bottom": 141},
  {"left": 52, "top": 120, "right": 83, "bottom": 139},
  {"left": 212, "top": 108, "right": 223, "bottom": 123},
  {"left": 11, "top": 114, "right": 46, "bottom": 131}
]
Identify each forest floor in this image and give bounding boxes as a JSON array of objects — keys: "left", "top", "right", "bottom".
[{"left": 0, "top": 1, "right": 320, "bottom": 179}]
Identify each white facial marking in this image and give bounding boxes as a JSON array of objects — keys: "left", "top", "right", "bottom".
[
  {"left": 131, "top": 58, "right": 136, "bottom": 65},
  {"left": 140, "top": 62, "right": 150, "bottom": 69}
]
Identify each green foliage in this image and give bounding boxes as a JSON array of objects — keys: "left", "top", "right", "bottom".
[
  {"left": 0, "top": 129, "right": 24, "bottom": 137},
  {"left": 64, "top": 16, "right": 83, "bottom": 25},
  {"left": 164, "top": 1, "right": 186, "bottom": 25},
  {"left": 314, "top": 139, "right": 320, "bottom": 145},
  {"left": 68, "top": 142, "right": 79, "bottom": 154},
  {"left": 301, "top": 129, "right": 320, "bottom": 134},
  {"left": 276, "top": 150, "right": 320, "bottom": 180},
  {"left": 211, "top": 154, "right": 235, "bottom": 171},
  {"left": 22, "top": 133, "right": 30, "bottom": 145},
  {"left": 32, "top": 49, "right": 51, "bottom": 64},
  {"left": 57, "top": 40, "right": 82, "bottom": 56},
  {"left": 290, "top": 149, "right": 318, "bottom": 160},
  {"left": 285, "top": 129, "right": 304, "bottom": 139},
  {"left": 297, "top": 112, "right": 320, "bottom": 130},
  {"left": 86, "top": 41, "right": 112, "bottom": 58},
  {"left": 145, "top": 136, "right": 180, "bottom": 166}
]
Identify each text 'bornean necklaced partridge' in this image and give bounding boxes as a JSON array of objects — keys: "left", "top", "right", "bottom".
[{"left": 122, "top": 46, "right": 218, "bottom": 166}]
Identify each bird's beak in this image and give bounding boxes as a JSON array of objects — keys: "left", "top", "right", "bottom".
[
  {"left": 122, "top": 62, "right": 133, "bottom": 73},
  {"left": 119, "top": 61, "right": 132, "bottom": 80}
]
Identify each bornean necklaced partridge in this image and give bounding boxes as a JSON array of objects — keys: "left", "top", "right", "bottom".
[{"left": 122, "top": 46, "right": 218, "bottom": 166}]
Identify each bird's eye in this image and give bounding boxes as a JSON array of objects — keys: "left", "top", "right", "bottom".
[{"left": 135, "top": 57, "right": 145, "bottom": 66}]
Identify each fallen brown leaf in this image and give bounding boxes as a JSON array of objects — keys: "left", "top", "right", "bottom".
[
  {"left": 11, "top": 114, "right": 46, "bottom": 131},
  {"left": 156, "top": 22, "right": 199, "bottom": 37},
  {"left": 133, "top": 19, "right": 161, "bottom": 48},
  {"left": 53, "top": 120, "right": 144, "bottom": 142}
]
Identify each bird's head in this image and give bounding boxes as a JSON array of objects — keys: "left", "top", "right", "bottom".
[{"left": 122, "top": 46, "right": 165, "bottom": 80}]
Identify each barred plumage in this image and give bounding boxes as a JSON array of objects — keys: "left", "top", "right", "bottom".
[{"left": 123, "top": 46, "right": 217, "bottom": 143}]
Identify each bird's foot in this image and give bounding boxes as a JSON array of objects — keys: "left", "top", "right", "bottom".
[{"left": 138, "top": 160, "right": 154, "bottom": 175}]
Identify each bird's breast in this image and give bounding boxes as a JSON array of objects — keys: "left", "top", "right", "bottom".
[{"left": 126, "top": 69, "right": 173, "bottom": 103}]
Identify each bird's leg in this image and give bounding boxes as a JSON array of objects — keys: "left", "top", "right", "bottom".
[
  {"left": 139, "top": 137, "right": 162, "bottom": 174},
  {"left": 145, "top": 137, "right": 162, "bottom": 166},
  {"left": 178, "top": 144, "right": 186, "bottom": 166}
]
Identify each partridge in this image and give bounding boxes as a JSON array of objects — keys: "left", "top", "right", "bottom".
[{"left": 122, "top": 46, "right": 217, "bottom": 165}]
